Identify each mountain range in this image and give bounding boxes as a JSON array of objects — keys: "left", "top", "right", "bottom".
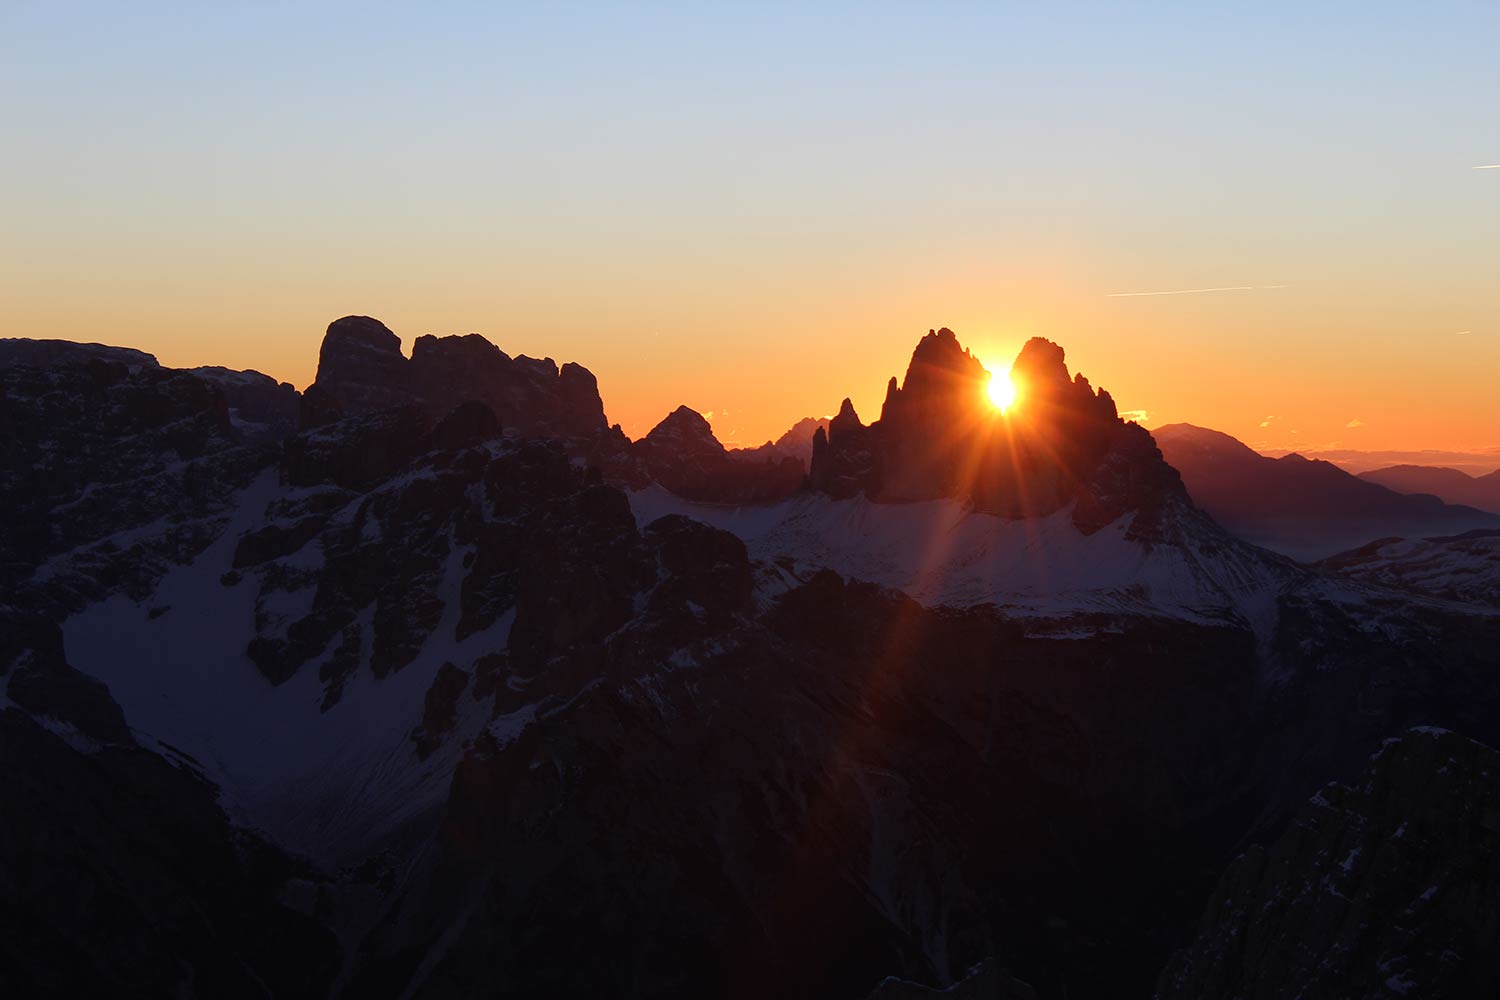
[
  {"left": 1153, "top": 423, "right": 1500, "bottom": 561},
  {"left": 1359, "top": 463, "right": 1500, "bottom": 514},
  {"left": 3, "top": 321, "right": 1499, "bottom": 999}
]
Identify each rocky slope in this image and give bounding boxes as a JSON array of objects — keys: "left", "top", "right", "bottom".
[
  {"left": 1317, "top": 530, "right": 1500, "bottom": 611},
  {"left": 1158, "top": 729, "right": 1500, "bottom": 999}
]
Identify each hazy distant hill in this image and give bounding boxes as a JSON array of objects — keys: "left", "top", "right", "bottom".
[
  {"left": 1359, "top": 464, "right": 1500, "bottom": 514},
  {"left": 1263, "top": 446, "right": 1500, "bottom": 477},
  {"left": 1153, "top": 423, "right": 1500, "bottom": 561},
  {"left": 729, "top": 415, "right": 830, "bottom": 464}
]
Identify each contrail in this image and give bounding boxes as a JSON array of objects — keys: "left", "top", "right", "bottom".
[
  {"left": 1106, "top": 284, "right": 1286, "bottom": 298},
  {"left": 1474, "top": 164, "right": 1500, "bottom": 170}
]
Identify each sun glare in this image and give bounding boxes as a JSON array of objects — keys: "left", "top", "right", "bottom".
[{"left": 988, "top": 370, "right": 1017, "bottom": 412}]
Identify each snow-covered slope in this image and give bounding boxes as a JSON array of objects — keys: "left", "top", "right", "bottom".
[
  {"left": 631, "top": 486, "right": 1309, "bottom": 629},
  {"left": 1318, "top": 530, "right": 1500, "bottom": 611},
  {"left": 61, "top": 473, "right": 509, "bottom": 864}
]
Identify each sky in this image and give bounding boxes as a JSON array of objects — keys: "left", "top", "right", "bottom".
[{"left": 3, "top": 3, "right": 1497, "bottom": 452}]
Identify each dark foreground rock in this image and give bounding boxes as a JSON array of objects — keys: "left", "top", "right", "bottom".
[
  {"left": 0, "top": 708, "right": 340, "bottom": 999},
  {"left": 1158, "top": 728, "right": 1500, "bottom": 1000}
]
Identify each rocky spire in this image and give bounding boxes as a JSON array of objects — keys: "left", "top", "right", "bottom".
[{"left": 808, "top": 326, "right": 1184, "bottom": 532}]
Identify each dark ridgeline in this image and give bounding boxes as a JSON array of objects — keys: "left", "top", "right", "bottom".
[
  {"left": 1359, "top": 463, "right": 1500, "bottom": 514},
  {"left": 1154, "top": 423, "right": 1500, "bottom": 561},
  {"left": 2, "top": 320, "right": 1500, "bottom": 999}
]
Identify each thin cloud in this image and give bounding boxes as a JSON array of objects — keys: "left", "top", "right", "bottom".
[
  {"left": 1106, "top": 284, "right": 1287, "bottom": 298},
  {"left": 1119, "top": 409, "right": 1149, "bottom": 424},
  {"left": 1259, "top": 415, "right": 1278, "bottom": 428},
  {"left": 1346, "top": 418, "right": 1365, "bottom": 429},
  {"left": 1456, "top": 330, "right": 1471, "bottom": 336}
]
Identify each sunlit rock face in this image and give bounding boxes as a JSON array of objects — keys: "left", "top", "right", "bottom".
[
  {"left": 311, "top": 315, "right": 609, "bottom": 438},
  {"left": 809, "top": 328, "right": 1183, "bottom": 534}
]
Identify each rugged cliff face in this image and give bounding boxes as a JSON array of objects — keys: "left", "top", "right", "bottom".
[
  {"left": 810, "top": 330, "right": 1182, "bottom": 535},
  {"left": 1158, "top": 729, "right": 1500, "bottom": 1000},
  {"left": 311, "top": 315, "right": 609, "bottom": 438}
]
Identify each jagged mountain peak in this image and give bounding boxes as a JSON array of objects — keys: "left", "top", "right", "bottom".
[
  {"left": 906, "top": 326, "right": 984, "bottom": 373},
  {"left": 812, "top": 326, "right": 1181, "bottom": 532},
  {"left": 832, "top": 396, "right": 862, "bottom": 429},
  {"left": 1011, "top": 335, "right": 1070, "bottom": 390},
  {"left": 883, "top": 327, "right": 990, "bottom": 422},
  {"left": 643, "top": 405, "right": 724, "bottom": 454}
]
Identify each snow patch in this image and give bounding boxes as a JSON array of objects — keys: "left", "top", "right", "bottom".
[
  {"left": 630, "top": 487, "right": 1294, "bottom": 626},
  {"left": 62, "top": 474, "right": 517, "bottom": 864}
]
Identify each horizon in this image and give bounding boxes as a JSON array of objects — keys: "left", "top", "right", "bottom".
[
  {"left": 20, "top": 315, "right": 1500, "bottom": 477},
  {"left": 5, "top": 4, "right": 1498, "bottom": 452}
]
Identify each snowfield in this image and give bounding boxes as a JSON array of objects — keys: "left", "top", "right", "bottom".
[
  {"left": 61, "top": 473, "right": 515, "bottom": 865},
  {"left": 630, "top": 486, "right": 1305, "bottom": 629}
]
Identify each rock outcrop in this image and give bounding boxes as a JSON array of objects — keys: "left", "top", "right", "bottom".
[
  {"left": 1158, "top": 728, "right": 1500, "bottom": 1000},
  {"left": 189, "top": 366, "right": 300, "bottom": 442},
  {"left": 810, "top": 398, "right": 878, "bottom": 500},
  {"left": 310, "top": 315, "right": 608, "bottom": 439},
  {"left": 809, "top": 329, "right": 1183, "bottom": 534}
]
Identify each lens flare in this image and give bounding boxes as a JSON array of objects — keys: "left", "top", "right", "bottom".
[{"left": 988, "top": 370, "right": 1017, "bottom": 412}]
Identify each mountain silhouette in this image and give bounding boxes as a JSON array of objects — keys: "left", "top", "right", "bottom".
[
  {"left": 1359, "top": 464, "right": 1500, "bottom": 514},
  {"left": 1153, "top": 423, "right": 1500, "bottom": 561},
  {"left": 810, "top": 329, "right": 1183, "bottom": 536}
]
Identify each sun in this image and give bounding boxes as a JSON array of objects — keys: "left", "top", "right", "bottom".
[{"left": 987, "top": 370, "right": 1017, "bottom": 412}]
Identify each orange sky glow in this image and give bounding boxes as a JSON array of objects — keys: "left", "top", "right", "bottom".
[{"left": 3, "top": 6, "right": 1496, "bottom": 460}]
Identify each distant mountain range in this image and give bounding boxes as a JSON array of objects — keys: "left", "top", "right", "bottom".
[
  {"left": 1358, "top": 464, "right": 1500, "bottom": 514},
  {"left": 1153, "top": 423, "right": 1500, "bottom": 561},
  {"left": 1263, "top": 446, "right": 1500, "bottom": 477}
]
